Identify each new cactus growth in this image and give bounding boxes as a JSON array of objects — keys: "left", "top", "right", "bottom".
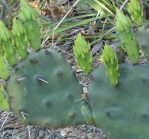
[
  {"left": 101, "top": 45, "right": 119, "bottom": 86},
  {"left": 119, "top": 30, "right": 139, "bottom": 64},
  {"left": 12, "top": 18, "right": 27, "bottom": 60},
  {"left": 115, "top": 8, "right": 132, "bottom": 32},
  {"left": 6, "top": 49, "right": 86, "bottom": 127},
  {"left": 0, "top": 55, "right": 9, "bottom": 80},
  {"left": 0, "top": 21, "right": 17, "bottom": 65},
  {"left": 19, "top": 0, "right": 40, "bottom": 51},
  {"left": 115, "top": 8, "right": 139, "bottom": 64},
  {"left": 127, "top": 0, "right": 143, "bottom": 26},
  {"left": 88, "top": 63, "right": 149, "bottom": 139},
  {"left": 73, "top": 33, "right": 92, "bottom": 74},
  {"left": 0, "top": 86, "right": 9, "bottom": 111}
]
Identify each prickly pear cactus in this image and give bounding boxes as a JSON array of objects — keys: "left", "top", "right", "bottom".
[
  {"left": 0, "top": 54, "right": 9, "bottom": 80},
  {"left": 136, "top": 24, "right": 149, "bottom": 59},
  {"left": 12, "top": 18, "right": 27, "bottom": 60},
  {"left": 73, "top": 33, "right": 92, "bottom": 74},
  {"left": 0, "top": 86, "right": 9, "bottom": 111},
  {"left": 115, "top": 8, "right": 139, "bottom": 64},
  {"left": 0, "top": 21, "right": 17, "bottom": 65},
  {"left": 19, "top": 0, "right": 40, "bottom": 50},
  {"left": 6, "top": 49, "right": 85, "bottom": 127},
  {"left": 88, "top": 63, "right": 149, "bottom": 139},
  {"left": 127, "top": 0, "right": 143, "bottom": 26},
  {"left": 101, "top": 45, "right": 119, "bottom": 86}
]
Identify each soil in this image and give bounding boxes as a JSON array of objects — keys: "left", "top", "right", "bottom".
[{"left": 0, "top": 110, "right": 106, "bottom": 139}]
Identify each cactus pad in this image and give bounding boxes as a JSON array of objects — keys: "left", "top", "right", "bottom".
[
  {"left": 88, "top": 63, "right": 149, "bottom": 139},
  {"left": 136, "top": 24, "right": 149, "bottom": 59},
  {"left": 6, "top": 49, "right": 85, "bottom": 128}
]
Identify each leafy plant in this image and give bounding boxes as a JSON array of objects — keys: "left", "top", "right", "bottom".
[{"left": 86, "top": 0, "right": 114, "bottom": 16}]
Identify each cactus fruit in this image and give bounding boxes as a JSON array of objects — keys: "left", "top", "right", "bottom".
[
  {"left": 0, "top": 21, "right": 17, "bottom": 65},
  {"left": 12, "top": 18, "right": 27, "bottom": 60},
  {"left": 19, "top": 0, "right": 40, "bottom": 51},
  {"left": 88, "top": 63, "right": 149, "bottom": 139},
  {"left": 73, "top": 33, "right": 93, "bottom": 74},
  {"left": 136, "top": 24, "right": 149, "bottom": 59},
  {"left": 127, "top": 0, "right": 143, "bottom": 26},
  {"left": 6, "top": 49, "right": 87, "bottom": 127},
  {"left": 115, "top": 8, "right": 139, "bottom": 64},
  {"left": 101, "top": 45, "right": 119, "bottom": 86}
]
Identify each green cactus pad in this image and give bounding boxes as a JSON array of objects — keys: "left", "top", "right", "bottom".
[
  {"left": 88, "top": 63, "right": 149, "bottom": 139},
  {"left": 136, "top": 24, "right": 149, "bottom": 59},
  {"left": 6, "top": 49, "right": 85, "bottom": 128}
]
